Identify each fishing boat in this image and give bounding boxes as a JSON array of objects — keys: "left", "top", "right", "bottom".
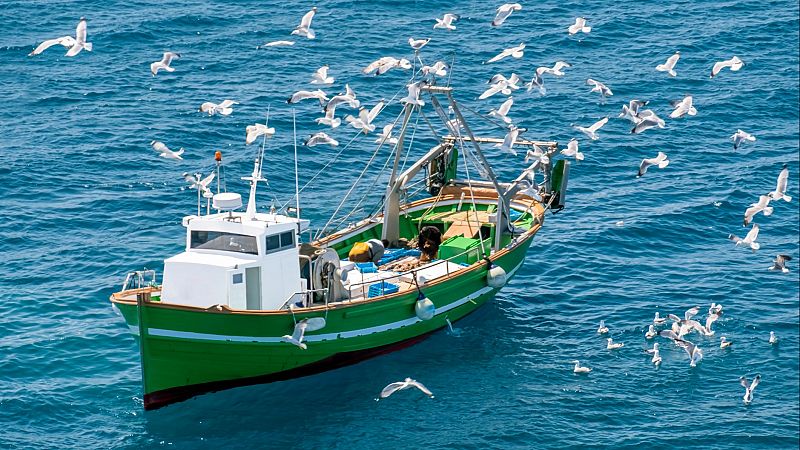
[{"left": 111, "top": 84, "right": 569, "bottom": 409}]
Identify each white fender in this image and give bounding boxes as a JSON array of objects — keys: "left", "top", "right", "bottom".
[
  {"left": 415, "top": 296, "right": 435, "bottom": 320},
  {"left": 487, "top": 265, "right": 507, "bottom": 288}
]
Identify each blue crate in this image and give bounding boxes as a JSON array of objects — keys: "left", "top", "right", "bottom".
[
  {"left": 355, "top": 262, "right": 378, "bottom": 273},
  {"left": 368, "top": 281, "right": 399, "bottom": 298},
  {"left": 377, "top": 248, "right": 422, "bottom": 266}
]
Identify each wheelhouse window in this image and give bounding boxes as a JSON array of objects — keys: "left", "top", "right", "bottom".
[
  {"left": 265, "top": 231, "right": 296, "bottom": 254},
  {"left": 190, "top": 231, "right": 258, "bottom": 255}
]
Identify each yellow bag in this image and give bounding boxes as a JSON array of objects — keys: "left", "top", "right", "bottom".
[{"left": 348, "top": 242, "right": 372, "bottom": 262}]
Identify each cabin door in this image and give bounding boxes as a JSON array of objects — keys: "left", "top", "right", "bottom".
[{"left": 245, "top": 267, "right": 262, "bottom": 310}]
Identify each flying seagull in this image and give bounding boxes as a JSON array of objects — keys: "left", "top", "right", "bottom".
[
  {"left": 631, "top": 109, "right": 666, "bottom": 134},
  {"left": 488, "top": 97, "right": 514, "bottom": 124},
  {"left": 728, "top": 223, "right": 760, "bottom": 251},
  {"left": 670, "top": 96, "right": 697, "bottom": 118},
  {"left": 731, "top": 129, "right": 756, "bottom": 150},
  {"left": 526, "top": 71, "right": 546, "bottom": 95},
  {"left": 310, "top": 65, "right": 334, "bottom": 85},
  {"left": 711, "top": 56, "right": 744, "bottom": 78},
  {"left": 768, "top": 165, "right": 792, "bottom": 202},
  {"left": 305, "top": 132, "right": 339, "bottom": 147},
  {"left": 492, "top": 3, "right": 523, "bottom": 26},
  {"left": 769, "top": 254, "right": 792, "bottom": 273},
  {"left": 485, "top": 43, "right": 525, "bottom": 64},
  {"left": 422, "top": 61, "right": 448, "bottom": 77},
  {"left": 537, "top": 61, "right": 571, "bottom": 77},
  {"left": 568, "top": 17, "right": 591, "bottom": 35},
  {"left": 743, "top": 195, "right": 773, "bottom": 226},
  {"left": 184, "top": 172, "right": 215, "bottom": 195},
  {"left": 561, "top": 138, "right": 584, "bottom": 161},
  {"left": 656, "top": 52, "right": 680, "bottom": 77},
  {"left": 379, "top": 378, "right": 434, "bottom": 399},
  {"left": 375, "top": 124, "right": 398, "bottom": 146},
  {"left": 573, "top": 117, "right": 608, "bottom": 140},
  {"left": 151, "top": 52, "right": 180, "bottom": 76},
  {"left": 29, "top": 18, "right": 92, "bottom": 57},
  {"left": 619, "top": 100, "right": 649, "bottom": 122},
  {"left": 679, "top": 338, "right": 703, "bottom": 367},
  {"left": 199, "top": 100, "right": 238, "bottom": 116},
  {"left": 291, "top": 7, "right": 317, "bottom": 39},
  {"left": 400, "top": 81, "right": 426, "bottom": 106},
  {"left": 586, "top": 78, "right": 613, "bottom": 99},
  {"left": 434, "top": 13, "right": 459, "bottom": 30},
  {"left": 637, "top": 152, "right": 670, "bottom": 177},
  {"left": 740, "top": 375, "right": 761, "bottom": 405},
  {"left": 151, "top": 140, "right": 184, "bottom": 160},
  {"left": 495, "top": 126, "right": 521, "bottom": 156},
  {"left": 287, "top": 89, "right": 328, "bottom": 106},
  {"left": 245, "top": 123, "right": 275, "bottom": 145},
  {"left": 281, "top": 318, "right": 310, "bottom": 349},
  {"left": 345, "top": 101, "right": 384, "bottom": 134}
]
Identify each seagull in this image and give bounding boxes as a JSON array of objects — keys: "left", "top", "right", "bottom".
[
  {"left": 646, "top": 342, "right": 660, "bottom": 354},
  {"left": 291, "top": 7, "right": 317, "bottom": 39},
  {"left": 537, "top": 61, "right": 571, "bottom": 77},
  {"left": 637, "top": 152, "right": 670, "bottom": 177},
  {"left": 708, "top": 303, "right": 723, "bottom": 315},
  {"left": 704, "top": 312, "right": 720, "bottom": 336},
  {"left": 488, "top": 97, "right": 514, "bottom": 124},
  {"left": 150, "top": 52, "right": 180, "bottom": 76},
  {"left": 287, "top": 89, "right": 328, "bottom": 106},
  {"left": 524, "top": 144, "right": 550, "bottom": 165},
  {"left": 362, "top": 56, "right": 412, "bottom": 75},
  {"left": 199, "top": 100, "right": 238, "bottom": 116},
  {"left": 305, "top": 132, "right": 339, "bottom": 147},
  {"left": 315, "top": 108, "right": 341, "bottom": 128},
  {"left": 743, "top": 195, "right": 773, "bottom": 226},
  {"left": 526, "top": 72, "right": 546, "bottom": 95},
  {"left": 379, "top": 378, "right": 434, "bottom": 399},
  {"left": 769, "top": 254, "right": 792, "bottom": 273},
  {"left": 375, "top": 124, "right": 399, "bottom": 146},
  {"left": 326, "top": 84, "right": 360, "bottom": 112},
  {"left": 653, "top": 312, "right": 667, "bottom": 325},
  {"left": 184, "top": 172, "right": 215, "bottom": 195},
  {"left": 422, "top": 60, "right": 448, "bottom": 77},
  {"left": 656, "top": 52, "right": 680, "bottom": 77},
  {"left": 400, "top": 81, "right": 426, "bottom": 106},
  {"left": 645, "top": 325, "right": 657, "bottom": 339},
  {"left": 568, "top": 17, "right": 591, "bottom": 35},
  {"left": 619, "top": 100, "right": 649, "bottom": 122},
  {"left": 64, "top": 18, "right": 91, "bottom": 57},
  {"left": 479, "top": 74, "right": 521, "bottom": 99},
  {"left": 669, "top": 95, "right": 697, "bottom": 118},
  {"left": 245, "top": 123, "right": 275, "bottom": 145},
  {"left": 597, "top": 320, "right": 609, "bottom": 334},
  {"left": 769, "top": 331, "right": 778, "bottom": 344},
  {"left": 573, "top": 117, "right": 608, "bottom": 140},
  {"left": 30, "top": 18, "right": 91, "bottom": 57},
  {"left": 606, "top": 338, "right": 624, "bottom": 350},
  {"left": 719, "top": 336, "right": 732, "bottom": 349},
  {"left": 345, "top": 101, "right": 384, "bottom": 134},
  {"left": 630, "top": 110, "right": 666, "bottom": 134},
  {"left": 586, "top": 78, "right": 613, "bottom": 99},
  {"left": 730, "top": 129, "right": 756, "bottom": 150},
  {"left": 408, "top": 38, "right": 431, "bottom": 51},
  {"left": 680, "top": 339, "right": 703, "bottom": 367},
  {"left": 660, "top": 329, "right": 688, "bottom": 347},
  {"left": 652, "top": 348, "right": 662, "bottom": 365},
  {"left": 151, "top": 141, "right": 184, "bottom": 160},
  {"left": 561, "top": 139, "right": 584, "bottom": 161},
  {"left": 740, "top": 375, "right": 761, "bottom": 405},
  {"left": 768, "top": 165, "right": 792, "bottom": 202},
  {"left": 492, "top": 3, "right": 523, "bottom": 26},
  {"left": 711, "top": 56, "right": 744, "bottom": 78},
  {"left": 485, "top": 43, "right": 525, "bottom": 64},
  {"left": 495, "top": 126, "right": 521, "bottom": 156},
  {"left": 259, "top": 40, "right": 294, "bottom": 48},
  {"left": 434, "top": 13, "right": 459, "bottom": 30},
  {"left": 572, "top": 360, "right": 592, "bottom": 373},
  {"left": 728, "top": 223, "right": 760, "bottom": 251},
  {"left": 667, "top": 306, "right": 708, "bottom": 338},
  {"left": 281, "top": 319, "right": 310, "bottom": 349},
  {"left": 310, "top": 65, "right": 334, "bottom": 85}
]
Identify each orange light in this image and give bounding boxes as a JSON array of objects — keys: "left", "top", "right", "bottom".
[{"left": 214, "top": 151, "right": 222, "bottom": 162}]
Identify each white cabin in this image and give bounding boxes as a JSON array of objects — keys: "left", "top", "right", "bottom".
[{"left": 160, "top": 209, "right": 309, "bottom": 310}]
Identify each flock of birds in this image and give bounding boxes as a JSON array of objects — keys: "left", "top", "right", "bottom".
[
  {"left": 574, "top": 303, "right": 781, "bottom": 405},
  {"left": 27, "top": 5, "right": 794, "bottom": 405}
]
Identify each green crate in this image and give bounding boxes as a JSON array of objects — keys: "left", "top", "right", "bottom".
[{"left": 438, "top": 235, "right": 484, "bottom": 265}]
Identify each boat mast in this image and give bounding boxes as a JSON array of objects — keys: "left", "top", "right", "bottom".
[
  {"left": 380, "top": 103, "right": 416, "bottom": 245},
  {"left": 243, "top": 110, "right": 270, "bottom": 220}
]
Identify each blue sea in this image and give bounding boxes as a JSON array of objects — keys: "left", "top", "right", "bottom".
[{"left": 1, "top": 0, "right": 798, "bottom": 448}]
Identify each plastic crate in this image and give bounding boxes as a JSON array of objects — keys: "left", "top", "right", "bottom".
[
  {"left": 355, "top": 262, "right": 378, "bottom": 273},
  {"left": 438, "top": 235, "right": 484, "bottom": 265},
  {"left": 368, "top": 281, "right": 399, "bottom": 298}
]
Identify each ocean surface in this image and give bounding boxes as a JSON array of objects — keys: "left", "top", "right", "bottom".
[{"left": 1, "top": 0, "right": 798, "bottom": 448}]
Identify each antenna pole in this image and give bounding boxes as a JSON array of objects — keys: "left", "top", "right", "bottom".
[
  {"left": 244, "top": 107, "right": 270, "bottom": 220},
  {"left": 292, "top": 108, "right": 300, "bottom": 221}
]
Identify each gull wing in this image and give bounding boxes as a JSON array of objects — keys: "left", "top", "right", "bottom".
[
  {"left": 380, "top": 381, "right": 406, "bottom": 398},
  {"left": 368, "top": 101, "right": 384, "bottom": 122},
  {"left": 299, "top": 8, "right": 316, "bottom": 28},
  {"left": 750, "top": 375, "right": 761, "bottom": 391},
  {"left": 29, "top": 36, "right": 74, "bottom": 56},
  {"left": 684, "top": 306, "right": 699, "bottom": 321},
  {"left": 744, "top": 224, "right": 759, "bottom": 242},
  {"left": 409, "top": 380, "right": 433, "bottom": 397},
  {"left": 588, "top": 117, "right": 608, "bottom": 132}
]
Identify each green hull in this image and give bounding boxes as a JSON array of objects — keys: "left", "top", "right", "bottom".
[{"left": 114, "top": 233, "right": 533, "bottom": 409}]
